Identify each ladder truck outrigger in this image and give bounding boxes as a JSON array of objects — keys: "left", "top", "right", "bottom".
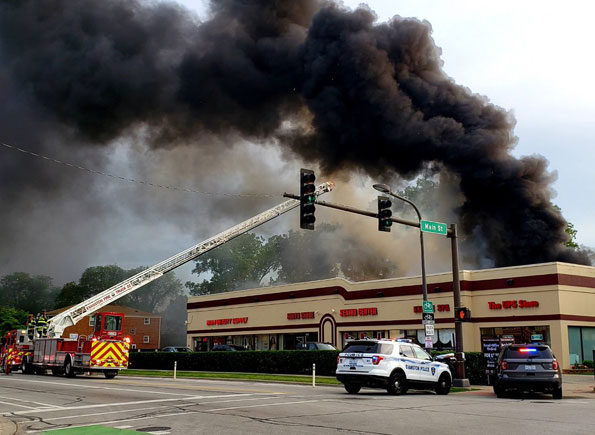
[{"left": 4, "top": 182, "right": 334, "bottom": 379}]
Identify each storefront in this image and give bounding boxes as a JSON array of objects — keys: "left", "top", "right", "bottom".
[{"left": 186, "top": 262, "right": 595, "bottom": 369}]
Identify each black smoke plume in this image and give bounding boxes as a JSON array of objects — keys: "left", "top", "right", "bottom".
[{"left": 0, "top": 0, "right": 589, "bottom": 268}]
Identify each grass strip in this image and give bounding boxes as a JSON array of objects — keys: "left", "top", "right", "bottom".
[
  {"left": 121, "top": 369, "right": 341, "bottom": 385},
  {"left": 121, "top": 369, "right": 479, "bottom": 392}
]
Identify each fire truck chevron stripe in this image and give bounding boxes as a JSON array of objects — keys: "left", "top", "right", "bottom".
[{"left": 90, "top": 341, "right": 129, "bottom": 367}]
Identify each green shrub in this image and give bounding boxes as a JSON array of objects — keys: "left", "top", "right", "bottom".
[
  {"left": 581, "top": 360, "right": 593, "bottom": 369},
  {"left": 129, "top": 350, "right": 340, "bottom": 376},
  {"left": 130, "top": 349, "right": 490, "bottom": 383}
]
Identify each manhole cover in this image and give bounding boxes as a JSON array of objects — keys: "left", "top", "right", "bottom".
[{"left": 136, "top": 427, "right": 171, "bottom": 432}]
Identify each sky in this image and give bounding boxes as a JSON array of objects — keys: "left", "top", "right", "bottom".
[
  {"left": 181, "top": 0, "right": 595, "bottom": 247},
  {"left": 0, "top": 0, "right": 593, "bottom": 288}
]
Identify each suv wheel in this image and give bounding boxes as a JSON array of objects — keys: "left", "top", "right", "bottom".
[
  {"left": 344, "top": 383, "right": 361, "bottom": 394},
  {"left": 552, "top": 386, "right": 562, "bottom": 400},
  {"left": 387, "top": 371, "right": 407, "bottom": 395},
  {"left": 435, "top": 373, "right": 451, "bottom": 395}
]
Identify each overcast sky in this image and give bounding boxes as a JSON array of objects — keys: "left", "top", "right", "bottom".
[{"left": 180, "top": 0, "right": 595, "bottom": 248}]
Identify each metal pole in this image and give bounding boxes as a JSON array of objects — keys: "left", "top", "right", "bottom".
[
  {"left": 419, "top": 230, "right": 428, "bottom": 302},
  {"left": 174, "top": 360, "right": 177, "bottom": 380},
  {"left": 312, "top": 363, "right": 316, "bottom": 388},
  {"left": 393, "top": 194, "right": 427, "bottom": 301},
  {"left": 449, "top": 223, "right": 469, "bottom": 387}
]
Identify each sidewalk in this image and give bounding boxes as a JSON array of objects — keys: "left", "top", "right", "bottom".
[{"left": 459, "top": 374, "right": 595, "bottom": 399}]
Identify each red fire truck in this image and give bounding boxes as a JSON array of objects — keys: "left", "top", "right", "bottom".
[
  {"left": 29, "top": 311, "right": 130, "bottom": 378},
  {"left": 1, "top": 181, "right": 333, "bottom": 379},
  {"left": 0, "top": 329, "right": 33, "bottom": 374}
]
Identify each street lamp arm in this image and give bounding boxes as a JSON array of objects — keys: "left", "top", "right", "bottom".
[{"left": 387, "top": 192, "right": 422, "bottom": 223}]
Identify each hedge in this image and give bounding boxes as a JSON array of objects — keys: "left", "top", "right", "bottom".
[
  {"left": 130, "top": 350, "right": 340, "bottom": 376},
  {"left": 130, "top": 350, "right": 489, "bottom": 383}
]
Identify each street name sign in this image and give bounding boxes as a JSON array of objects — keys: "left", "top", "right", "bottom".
[{"left": 420, "top": 220, "right": 448, "bottom": 235}]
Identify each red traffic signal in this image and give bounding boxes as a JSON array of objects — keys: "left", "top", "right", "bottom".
[{"left": 455, "top": 307, "right": 471, "bottom": 321}]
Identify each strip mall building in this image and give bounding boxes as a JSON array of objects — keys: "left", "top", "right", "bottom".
[{"left": 186, "top": 262, "right": 595, "bottom": 369}]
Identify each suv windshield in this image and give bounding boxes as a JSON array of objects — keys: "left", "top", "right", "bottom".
[
  {"left": 342, "top": 341, "right": 393, "bottom": 355},
  {"left": 505, "top": 346, "right": 552, "bottom": 359}
]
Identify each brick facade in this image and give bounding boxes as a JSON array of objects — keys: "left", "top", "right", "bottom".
[{"left": 49, "top": 304, "right": 161, "bottom": 351}]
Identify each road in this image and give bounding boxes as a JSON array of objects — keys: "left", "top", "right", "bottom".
[{"left": 0, "top": 373, "right": 593, "bottom": 434}]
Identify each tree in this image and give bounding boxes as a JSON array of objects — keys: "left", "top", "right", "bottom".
[
  {"left": 120, "top": 268, "right": 184, "bottom": 314},
  {"left": 552, "top": 205, "right": 579, "bottom": 249},
  {"left": 55, "top": 265, "right": 184, "bottom": 315},
  {"left": 0, "top": 272, "right": 58, "bottom": 314},
  {"left": 185, "top": 233, "right": 281, "bottom": 295},
  {"left": 0, "top": 306, "right": 29, "bottom": 336}
]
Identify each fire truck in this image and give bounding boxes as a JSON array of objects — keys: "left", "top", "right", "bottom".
[
  {"left": 0, "top": 329, "right": 33, "bottom": 374},
  {"left": 1, "top": 181, "right": 334, "bottom": 379}
]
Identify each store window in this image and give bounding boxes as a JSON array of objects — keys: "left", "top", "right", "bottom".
[
  {"left": 415, "top": 329, "right": 455, "bottom": 350},
  {"left": 568, "top": 326, "right": 595, "bottom": 365},
  {"left": 480, "top": 326, "right": 551, "bottom": 346}
]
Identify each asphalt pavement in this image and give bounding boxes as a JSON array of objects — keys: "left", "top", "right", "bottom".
[{"left": 0, "top": 373, "right": 593, "bottom": 434}]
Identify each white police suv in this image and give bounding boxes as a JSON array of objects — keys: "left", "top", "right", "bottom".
[{"left": 336, "top": 338, "right": 452, "bottom": 395}]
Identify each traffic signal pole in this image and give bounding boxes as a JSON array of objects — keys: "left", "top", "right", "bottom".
[
  {"left": 448, "top": 223, "right": 470, "bottom": 387},
  {"left": 283, "top": 192, "right": 470, "bottom": 387}
]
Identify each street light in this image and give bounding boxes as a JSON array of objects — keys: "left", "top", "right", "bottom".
[{"left": 373, "top": 183, "right": 428, "bottom": 301}]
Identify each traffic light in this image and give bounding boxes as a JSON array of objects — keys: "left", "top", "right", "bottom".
[
  {"left": 455, "top": 307, "right": 471, "bottom": 321},
  {"left": 300, "top": 168, "right": 316, "bottom": 230},
  {"left": 377, "top": 196, "right": 392, "bottom": 232}
]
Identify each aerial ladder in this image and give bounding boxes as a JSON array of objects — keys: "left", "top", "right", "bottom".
[{"left": 13, "top": 181, "right": 334, "bottom": 378}]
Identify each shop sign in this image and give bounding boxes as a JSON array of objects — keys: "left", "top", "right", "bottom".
[
  {"left": 488, "top": 299, "right": 539, "bottom": 310},
  {"left": 531, "top": 334, "right": 543, "bottom": 341},
  {"left": 286, "top": 312, "right": 315, "bottom": 320},
  {"left": 414, "top": 304, "right": 450, "bottom": 313},
  {"left": 340, "top": 307, "right": 378, "bottom": 317},
  {"left": 206, "top": 317, "right": 248, "bottom": 326}
]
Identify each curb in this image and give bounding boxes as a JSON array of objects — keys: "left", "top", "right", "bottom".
[{"left": 0, "top": 416, "right": 17, "bottom": 435}]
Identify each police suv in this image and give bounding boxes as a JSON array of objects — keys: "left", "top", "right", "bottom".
[{"left": 336, "top": 338, "right": 452, "bottom": 395}]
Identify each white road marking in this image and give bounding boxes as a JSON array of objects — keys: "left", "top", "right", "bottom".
[
  {"left": 13, "top": 406, "right": 168, "bottom": 423},
  {"left": 0, "top": 400, "right": 36, "bottom": 409},
  {"left": 208, "top": 399, "right": 320, "bottom": 412},
  {"left": 0, "top": 394, "right": 63, "bottom": 408},
  {"left": 12, "top": 393, "right": 256, "bottom": 415},
  {"left": 29, "top": 399, "right": 321, "bottom": 433},
  {"left": 0, "top": 377, "right": 198, "bottom": 397},
  {"left": 114, "top": 425, "right": 133, "bottom": 429}
]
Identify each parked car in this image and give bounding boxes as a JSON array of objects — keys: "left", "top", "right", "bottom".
[
  {"left": 160, "top": 346, "right": 192, "bottom": 352},
  {"left": 296, "top": 342, "right": 337, "bottom": 351},
  {"left": 211, "top": 344, "right": 247, "bottom": 351},
  {"left": 493, "top": 344, "right": 562, "bottom": 399}
]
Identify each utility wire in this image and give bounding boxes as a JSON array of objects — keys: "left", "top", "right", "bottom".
[{"left": 0, "top": 141, "right": 278, "bottom": 198}]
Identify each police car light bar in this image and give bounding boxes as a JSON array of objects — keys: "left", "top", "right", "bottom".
[
  {"left": 394, "top": 338, "right": 412, "bottom": 343},
  {"left": 519, "top": 348, "right": 538, "bottom": 352}
]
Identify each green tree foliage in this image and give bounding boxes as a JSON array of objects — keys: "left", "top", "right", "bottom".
[
  {"left": 0, "top": 272, "right": 58, "bottom": 314},
  {"left": 0, "top": 306, "right": 29, "bottom": 336},
  {"left": 186, "top": 224, "right": 399, "bottom": 295},
  {"left": 185, "top": 233, "right": 281, "bottom": 295},
  {"left": 552, "top": 205, "right": 579, "bottom": 249},
  {"left": 55, "top": 265, "right": 184, "bottom": 314}
]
